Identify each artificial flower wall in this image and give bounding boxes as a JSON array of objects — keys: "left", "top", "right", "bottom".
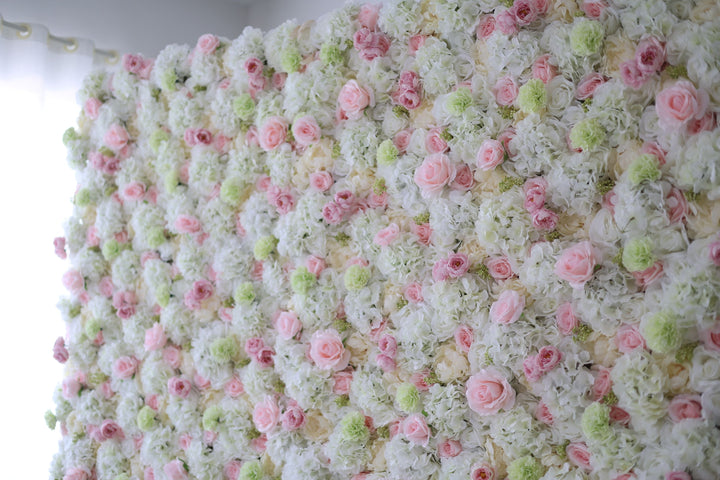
[{"left": 50, "top": 1, "right": 720, "bottom": 479}]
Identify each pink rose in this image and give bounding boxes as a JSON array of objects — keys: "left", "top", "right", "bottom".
[
  {"left": 275, "top": 311, "right": 302, "bottom": 340},
  {"left": 322, "top": 201, "right": 344, "bottom": 224},
  {"left": 454, "top": 325, "right": 474, "bottom": 353},
  {"left": 376, "top": 354, "right": 396, "bottom": 372},
  {"left": 281, "top": 403, "right": 306, "bottom": 431},
  {"left": 513, "top": 0, "right": 539, "bottom": 26},
  {"left": 104, "top": 124, "right": 129, "bottom": 151},
  {"left": 338, "top": 80, "right": 372, "bottom": 120},
  {"left": 53, "top": 236, "right": 67, "bottom": 259},
  {"left": 554, "top": 241, "right": 597, "bottom": 288},
  {"left": 615, "top": 324, "right": 646, "bottom": 354},
  {"left": 556, "top": 302, "right": 579, "bottom": 335},
  {"left": 175, "top": 214, "right": 201, "bottom": 234},
  {"left": 309, "top": 171, "right": 333, "bottom": 192},
  {"left": 99, "top": 276, "right": 114, "bottom": 297},
  {"left": 403, "top": 413, "right": 430, "bottom": 445},
  {"left": 466, "top": 369, "right": 516, "bottom": 415},
  {"left": 358, "top": 3, "right": 380, "bottom": 29},
  {"left": 194, "top": 373, "right": 211, "bottom": 390},
  {"left": 334, "top": 190, "right": 356, "bottom": 210},
  {"left": 432, "top": 258, "right": 450, "bottom": 282},
  {"left": 408, "top": 35, "right": 427, "bottom": 54},
  {"left": 471, "top": 464, "right": 496, "bottom": 480},
  {"left": 394, "top": 129, "right": 412, "bottom": 153},
  {"left": 535, "top": 401, "right": 554, "bottom": 425},
  {"left": 425, "top": 127, "right": 448, "bottom": 154},
  {"left": 113, "top": 356, "right": 138, "bottom": 379},
  {"left": 410, "top": 370, "right": 432, "bottom": 392},
  {"left": 666, "top": 473, "right": 692, "bottom": 480},
  {"left": 163, "top": 346, "right": 182, "bottom": 369},
  {"left": 122, "top": 181, "right": 146, "bottom": 201},
  {"left": 582, "top": 0, "right": 608, "bottom": 19},
  {"left": 496, "top": 9, "right": 518, "bottom": 35},
  {"left": 224, "top": 460, "right": 242, "bottom": 480},
  {"left": 245, "top": 337, "right": 265, "bottom": 356},
  {"left": 62, "top": 377, "right": 81, "bottom": 399},
  {"left": 438, "top": 439, "right": 463, "bottom": 458},
  {"left": 592, "top": 366, "right": 613, "bottom": 401},
  {"left": 610, "top": 405, "right": 631, "bottom": 426},
  {"left": 374, "top": 223, "right": 400, "bottom": 246},
  {"left": 532, "top": 54, "right": 556, "bottom": 84},
  {"left": 310, "top": 329, "right": 350, "bottom": 371},
  {"left": 701, "top": 320, "right": 720, "bottom": 352},
  {"left": 168, "top": 377, "right": 192, "bottom": 398},
  {"left": 477, "top": 139, "right": 505, "bottom": 171},
  {"left": 196, "top": 34, "right": 219, "bottom": 54},
  {"left": 53, "top": 337, "right": 69, "bottom": 363},
  {"left": 531, "top": 208, "right": 558, "bottom": 231},
  {"left": 446, "top": 253, "right": 469, "bottom": 278},
  {"left": 378, "top": 334, "right": 398, "bottom": 358},
  {"left": 575, "top": 72, "right": 606, "bottom": 100},
  {"left": 144, "top": 324, "right": 167, "bottom": 351},
  {"left": 63, "top": 467, "right": 91, "bottom": 480},
  {"left": 710, "top": 241, "right": 720, "bottom": 266},
  {"left": 656, "top": 81, "right": 709, "bottom": 131},
  {"left": 668, "top": 394, "right": 703, "bottom": 422},
  {"left": 354, "top": 29, "right": 390, "bottom": 61},
  {"left": 477, "top": 15, "right": 496, "bottom": 40},
  {"left": 398, "top": 70, "right": 421, "bottom": 91},
  {"left": 490, "top": 290, "right": 525, "bottom": 324},
  {"left": 450, "top": 164, "right": 475, "bottom": 191},
  {"left": 272, "top": 72, "right": 287, "bottom": 90},
  {"left": 523, "top": 177, "right": 547, "bottom": 212},
  {"left": 631, "top": 261, "right": 664, "bottom": 290},
  {"left": 412, "top": 223, "right": 432, "bottom": 245},
  {"left": 244, "top": 57, "right": 263, "bottom": 76},
  {"left": 84, "top": 98, "right": 101, "bottom": 119},
  {"left": 259, "top": 116, "right": 288, "bottom": 151},
  {"left": 486, "top": 256, "right": 514, "bottom": 280},
  {"left": 100, "top": 419, "right": 124, "bottom": 441},
  {"left": 414, "top": 153, "right": 456, "bottom": 196},
  {"left": 333, "top": 370, "right": 353, "bottom": 394},
  {"left": 62, "top": 270, "right": 84, "bottom": 293},
  {"left": 164, "top": 459, "right": 188, "bottom": 480},
  {"left": 523, "top": 355, "right": 543, "bottom": 382},
  {"left": 253, "top": 396, "right": 280, "bottom": 433},
  {"left": 665, "top": 187, "right": 688, "bottom": 224},
  {"left": 404, "top": 282, "right": 424, "bottom": 303},
  {"left": 493, "top": 76, "right": 518, "bottom": 106},
  {"left": 224, "top": 376, "right": 244, "bottom": 397},
  {"left": 567, "top": 442, "right": 592, "bottom": 471},
  {"left": 620, "top": 60, "right": 650, "bottom": 89},
  {"left": 537, "top": 345, "right": 562, "bottom": 372},
  {"left": 687, "top": 111, "right": 717, "bottom": 135},
  {"left": 635, "top": 36, "right": 665, "bottom": 74},
  {"left": 292, "top": 115, "right": 321, "bottom": 147},
  {"left": 392, "top": 87, "right": 421, "bottom": 110}
]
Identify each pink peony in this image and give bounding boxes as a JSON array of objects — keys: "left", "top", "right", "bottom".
[
  {"left": 493, "top": 76, "right": 518, "bottom": 106},
  {"left": 535, "top": 401, "right": 554, "bottom": 425},
  {"left": 477, "top": 139, "right": 505, "bottom": 171},
  {"left": 414, "top": 153, "right": 456, "bottom": 196},
  {"left": 450, "top": 163, "right": 475, "bottom": 191},
  {"left": 113, "top": 356, "right": 138, "bottom": 379},
  {"left": 403, "top": 413, "right": 430, "bottom": 445},
  {"left": 486, "top": 256, "right": 514, "bottom": 280},
  {"left": 668, "top": 394, "right": 702, "bottom": 422},
  {"left": 523, "top": 176, "right": 548, "bottom": 212},
  {"left": 281, "top": 403, "right": 306, "bottom": 431},
  {"left": 292, "top": 115, "right": 321, "bottom": 147},
  {"left": 374, "top": 223, "right": 400, "bottom": 246},
  {"left": 496, "top": 9, "right": 518, "bottom": 35},
  {"left": 309, "top": 171, "right": 333, "bottom": 192},
  {"left": 144, "top": 324, "right": 167, "bottom": 351},
  {"left": 454, "top": 325, "right": 474, "bottom": 353},
  {"left": 567, "top": 442, "right": 592, "bottom": 471},
  {"left": 615, "top": 324, "right": 646, "bottom": 353},
  {"left": 555, "top": 241, "right": 597, "bottom": 288},
  {"left": 338, "top": 80, "right": 372, "bottom": 120},
  {"left": 438, "top": 439, "right": 463, "bottom": 458},
  {"left": 104, "top": 124, "right": 129, "bottom": 151},
  {"left": 490, "top": 290, "right": 525, "bottom": 324},
  {"left": 476, "top": 15, "right": 496, "bottom": 40},
  {"left": 224, "top": 376, "right": 244, "bottom": 397},
  {"left": 466, "top": 368, "right": 516, "bottom": 415},
  {"left": 322, "top": 202, "right": 344, "bottom": 224},
  {"left": 656, "top": 81, "right": 709, "bottom": 131},
  {"left": 196, "top": 34, "right": 220, "bottom": 54},
  {"left": 309, "top": 329, "right": 350, "bottom": 371},
  {"left": 531, "top": 208, "right": 558, "bottom": 231},
  {"left": 471, "top": 464, "right": 496, "bottom": 480},
  {"left": 635, "top": 36, "right": 665, "bottom": 74},
  {"left": 259, "top": 116, "right": 288, "bottom": 151},
  {"left": 168, "top": 377, "right": 192, "bottom": 398},
  {"left": 275, "top": 311, "right": 302, "bottom": 340},
  {"left": 253, "top": 396, "right": 280, "bottom": 433},
  {"left": 513, "top": 0, "right": 539, "bottom": 26}
]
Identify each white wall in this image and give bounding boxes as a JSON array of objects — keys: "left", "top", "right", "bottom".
[
  {"left": 0, "top": 0, "right": 250, "bottom": 57},
  {"left": 245, "top": 0, "right": 345, "bottom": 31}
]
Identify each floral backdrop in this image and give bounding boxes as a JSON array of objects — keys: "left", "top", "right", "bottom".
[{"left": 49, "top": 0, "right": 720, "bottom": 479}]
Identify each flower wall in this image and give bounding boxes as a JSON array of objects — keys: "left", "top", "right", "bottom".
[{"left": 51, "top": 1, "right": 720, "bottom": 480}]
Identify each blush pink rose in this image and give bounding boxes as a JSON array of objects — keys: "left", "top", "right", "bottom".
[
  {"left": 403, "top": 413, "right": 430, "bottom": 445},
  {"left": 411, "top": 223, "right": 432, "bottom": 245},
  {"left": 224, "top": 460, "right": 242, "bottom": 480},
  {"left": 100, "top": 419, "right": 124, "bottom": 440},
  {"left": 641, "top": 141, "right": 667, "bottom": 165},
  {"left": 523, "top": 177, "right": 548, "bottom": 212},
  {"left": 62, "top": 270, "right": 84, "bottom": 293},
  {"left": 376, "top": 354, "right": 396, "bottom": 372},
  {"left": 490, "top": 290, "right": 525, "bottom": 325},
  {"left": 496, "top": 9, "right": 518, "bottom": 35},
  {"left": 447, "top": 253, "right": 470, "bottom": 278},
  {"left": 532, "top": 54, "right": 556, "bottom": 84},
  {"left": 455, "top": 325, "right": 474, "bottom": 353},
  {"left": 275, "top": 311, "right": 302, "bottom": 340},
  {"left": 196, "top": 34, "right": 219, "bottom": 55},
  {"left": 555, "top": 241, "right": 597, "bottom": 288},
  {"left": 333, "top": 370, "right": 353, "bottom": 395},
  {"left": 113, "top": 356, "right": 138, "bottom": 379},
  {"left": 615, "top": 324, "right": 646, "bottom": 354},
  {"left": 164, "top": 459, "right": 188, "bottom": 480},
  {"left": 122, "top": 181, "right": 146, "bottom": 201},
  {"left": 710, "top": 241, "right": 720, "bottom": 266},
  {"left": 105, "top": 124, "right": 129, "bottom": 151},
  {"left": 374, "top": 223, "right": 400, "bottom": 246},
  {"left": 168, "top": 377, "right": 192, "bottom": 398},
  {"left": 84, "top": 98, "right": 101, "bottom": 119},
  {"left": 281, "top": 403, "right": 306, "bottom": 431},
  {"left": 63, "top": 467, "right": 91, "bottom": 480},
  {"left": 592, "top": 366, "right": 613, "bottom": 401},
  {"left": 306, "top": 255, "right": 326, "bottom": 277},
  {"left": 425, "top": 127, "right": 448, "bottom": 154},
  {"left": 687, "top": 110, "right": 717, "bottom": 135},
  {"left": 567, "top": 442, "right": 592, "bottom": 471},
  {"left": 53, "top": 236, "right": 67, "bottom": 259},
  {"left": 486, "top": 256, "right": 514, "bottom": 280},
  {"left": 513, "top": 0, "right": 539, "bottom": 26},
  {"left": 701, "top": 320, "right": 720, "bottom": 352},
  {"left": 531, "top": 208, "right": 558, "bottom": 231},
  {"left": 255, "top": 346, "right": 276, "bottom": 368},
  {"left": 477, "top": 139, "right": 505, "bottom": 171},
  {"left": 53, "top": 337, "right": 69, "bottom": 363},
  {"left": 310, "top": 329, "right": 350, "bottom": 371},
  {"left": 556, "top": 302, "right": 579, "bottom": 335},
  {"left": 144, "top": 324, "right": 167, "bottom": 351},
  {"left": 244, "top": 337, "right": 265, "bottom": 356},
  {"left": 656, "top": 81, "right": 709, "bottom": 131},
  {"left": 450, "top": 163, "right": 475, "bottom": 191},
  {"left": 631, "top": 261, "right": 664, "bottom": 290},
  {"left": 244, "top": 57, "right": 263, "bottom": 76},
  {"left": 408, "top": 35, "right": 427, "bottom": 54},
  {"left": 163, "top": 345, "right": 182, "bottom": 369},
  {"left": 666, "top": 473, "right": 691, "bottom": 480},
  {"left": 358, "top": 3, "right": 380, "bottom": 29},
  {"left": 537, "top": 345, "right": 562, "bottom": 372},
  {"left": 194, "top": 373, "right": 211, "bottom": 390},
  {"left": 621, "top": 60, "right": 650, "bottom": 89},
  {"left": 575, "top": 72, "right": 606, "bottom": 100},
  {"left": 378, "top": 334, "right": 398, "bottom": 358},
  {"left": 438, "top": 439, "right": 463, "bottom": 458},
  {"left": 523, "top": 355, "right": 543, "bottom": 382},
  {"left": 404, "top": 282, "right": 424, "bottom": 303},
  {"left": 535, "top": 401, "right": 554, "bottom": 425},
  {"left": 309, "top": 171, "right": 333, "bottom": 192},
  {"left": 394, "top": 129, "right": 412, "bottom": 153},
  {"left": 259, "top": 116, "right": 288, "bottom": 151},
  {"left": 476, "top": 15, "right": 496, "bottom": 40},
  {"left": 432, "top": 258, "right": 450, "bottom": 282},
  {"left": 582, "top": 0, "right": 608, "bottom": 19},
  {"left": 668, "top": 394, "right": 703, "bottom": 422},
  {"left": 610, "top": 405, "right": 631, "bottom": 426},
  {"left": 635, "top": 36, "right": 665, "bottom": 74},
  {"left": 253, "top": 396, "right": 280, "bottom": 433},
  {"left": 322, "top": 202, "right": 344, "bottom": 224},
  {"left": 292, "top": 115, "right": 321, "bottom": 147},
  {"left": 414, "top": 153, "right": 456, "bottom": 196},
  {"left": 175, "top": 214, "right": 201, "bottom": 234},
  {"left": 338, "top": 80, "right": 372, "bottom": 120},
  {"left": 471, "top": 464, "right": 496, "bottom": 480},
  {"left": 392, "top": 86, "right": 421, "bottom": 110},
  {"left": 466, "top": 368, "right": 516, "bottom": 415},
  {"left": 493, "top": 76, "right": 518, "bottom": 106},
  {"left": 224, "top": 376, "right": 244, "bottom": 397},
  {"left": 62, "top": 377, "right": 81, "bottom": 400},
  {"left": 665, "top": 187, "right": 688, "bottom": 224}
]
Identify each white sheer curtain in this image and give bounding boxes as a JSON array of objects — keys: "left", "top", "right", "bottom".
[{"left": 0, "top": 18, "right": 108, "bottom": 479}]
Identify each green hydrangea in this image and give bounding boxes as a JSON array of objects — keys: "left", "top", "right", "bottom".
[
  {"left": 517, "top": 79, "right": 547, "bottom": 114},
  {"left": 113, "top": 474, "right": 131, "bottom": 480},
  {"left": 239, "top": 460, "right": 262, "bottom": 480},
  {"left": 147, "top": 227, "right": 166, "bottom": 249},
  {"left": 84, "top": 317, "right": 102, "bottom": 339},
  {"left": 291, "top": 266, "right": 316, "bottom": 295},
  {"left": 320, "top": 43, "right": 344, "bottom": 65},
  {"left": 570, "top": 118, "right": 605, "bottom": 151},
  {"left": 644, "top": 311, "right": 681, "bottom": 353},
  {"left": 233, "top": 94, "right": 255, "bottom": 121},
  {"left": 507, "top": 455, "right": 544, "bottom": 480},
  {"left": 344, "top": 265, "right": 370, "bottom": 290},
  {"left": 281, "top": 48, "right": 301, "bottom": 73},
  {"left": 340, "top": 411, "right": 370, "bottom": 443},
  {"left": 627, "top": 154, "right": 661, "bottom": 185},
  {"left": 149, "top": 129, "right": 170, "bottom": 153},
  {"left": 202, "top": 404, "right": 222, "bottom": 431},
  {"left": 155, "top": 283, "right": 170, "bottom": 307},
  {"left": 622, "top": 237, "right": 654, "bottom": 272},
  {"left": 62, "top": 127, "right": 79, "bottom": 146},
  {"left": 396, "top": 383, "right": 420, "bottom": 413},
  {"left": 446, "top": 87, "right": 473, "bottom": 115},
  {"left": 570, "top": 19, "right": 604, "bottom": 56},
  {"left": 75, "top": 188, "right": 92, "bottom": 208},
  {"left": 376, "top": 139, "right": 399, "bottom": 166},
  {"left": 220, "top": 177, "right": 244, "bottom": 206},
  {"left": 254, "top": 236, "right": 278, "bottom": 260},
  {"left": 136, "top": 406, "right": 156, "bottom": 431},
  {"left": 234, "top": 282, "right": 255, "bottom": 305},
  {"left": 102, "top": 239, "right": 121, "bottom": 261},
  {"left": 45, "top": 410, "right": 57, "bottom": 430},
  {"left": 581, "top": 402, "right": 612, "bottom": 442},
  {"left": 210, "top": 337, "right": 238, "bottom": 363},
  {"left": 159, "top": 69, "right": 178, "bottom": 92},
  {"left": 164, "top": 171, "right": 179, "bottom": 193}
]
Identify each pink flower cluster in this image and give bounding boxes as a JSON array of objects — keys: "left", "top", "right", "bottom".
[
  {"left": 523, "top": 345, "right": 562, "bottom": 382},
  {"left": 495, "top": 0, "right": 548, "bottom": 35},
  {"left": 523, "top": 177, "right": 557, "bottom": 231},
  {"left": 432, "top": 252, "right": 469, "bottom": 282},
  {"left": 245, "top": 337, "right": 275, "bottom": 368},
  {"left": 184, "top": 128, "right": 213, "bottom": 146},
  {"left": 122, "top": 53, "right": 153, "bottom": 79},
  {"left": 89, "top": 151, "right": 121, "bottom": 175},
  {"left": 621, "top": 37, "right": 665, "bottom": 89},
  {"left": 183, "top": 279, "right": 213, "bottom": 310},
  {"left": 376, "top": 333, "right": 398, "bottom": 372},
  {"left": 322, "top": 190, "right": 361, "bottom": 224},
  {"left": 353, "top": 27, "right": 390, "bottom": 61},
  {"left": 113, "top": 290, "right": 137, "bottom": 319},
  {"left": 392, "top": 70, "right": 422, "bottom": 110}
]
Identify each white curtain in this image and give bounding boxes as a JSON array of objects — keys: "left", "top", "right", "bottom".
[{"left": 0, "top": 19, "right": 105, "bottom": 479}]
